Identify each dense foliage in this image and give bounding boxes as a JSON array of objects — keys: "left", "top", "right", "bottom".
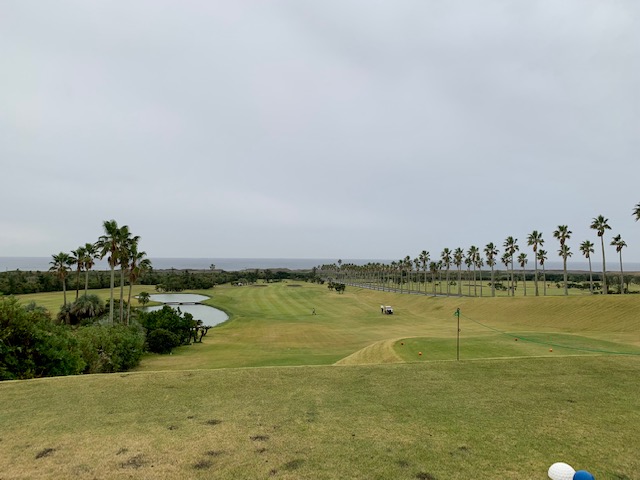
[
  {"left": 74, "top": 324, "right": 145, "bottom": 374},
  {"left": 0, "top": 297, "right": 145, "bottom": 380},
  {"left": 0, "top": 268, "right": 316, "bottom": 296},
  {"left": 0, "top": 297, "right": 84, "bottom": 380},
  {"left": 137, "top": 305, "right": 197, "bottom": 353}
]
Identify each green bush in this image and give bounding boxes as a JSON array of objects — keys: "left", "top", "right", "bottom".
[
  {"left": 0, "top": 297, "right": 85, "bottom": 380},
  {"left": 146, "top": 328, "right": 180, "bottom": 354},
  {"left": 137, "top": 305, "right": 196, "bottom": 353},
  {"left": 74, "top": 324, "right": 145, "bottom": 374}
]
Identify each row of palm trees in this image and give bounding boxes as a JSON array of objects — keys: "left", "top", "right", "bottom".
[
  {"left": 49, "top": 220, "right": 151, "bottom": 324},
  {"left": 324, "top": 207, "right": 640, "bottom": 297}
]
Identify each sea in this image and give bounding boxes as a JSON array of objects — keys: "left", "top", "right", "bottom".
[{"left": 2, "top": 257, "right": 639, "bottom": 273}]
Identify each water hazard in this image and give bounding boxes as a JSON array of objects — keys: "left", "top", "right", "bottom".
[{"left": 145, "top": 293, "right": 228, "bottom": 327}]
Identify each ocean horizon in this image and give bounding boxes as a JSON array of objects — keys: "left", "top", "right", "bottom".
[
  {"left": 0, "top": 257, "right": 387, "bottom": 272},
  {"left": 2, "top": 256, "right": 639, "bottom": 273}
]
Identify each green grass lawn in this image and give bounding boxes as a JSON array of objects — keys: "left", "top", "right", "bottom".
[{"left": 3, "top": 282, "right": 639, "bottom": 479}]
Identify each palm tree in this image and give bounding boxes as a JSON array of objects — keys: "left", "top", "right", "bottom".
[
  {"left": 558, "top": 244, "right": 573, "bottom": 295},
  {"left": 81, "top": 242, "right": 98, "bottom": 295},
  {"left": 537, "top": 249, "right": 548, "bottom": 296},
  {"left": 517, "top": 252, "right": 528, "bottom": 296},
  {"left": 70, "top": 246, "right": 86, "bottom": 301},
  {"left": 484, "top": 242, "right": 498, "bottom": 297},
  {"left": 97, "top": 219, "right": 123, "bottom": 324},
  {"left": 503, "top": 237, "right": 518, "bottom": 296},
  {"left": 126, "top": 242, "right": 152, "bottom": 323},
  {"left": 500, "top": 252, "right": 510, "bottom": 295},
  {"left": 579, "top": 240, "right": 595, "bottom": 294},
  {"left": 429, "top": 261, "right": 438, "bottom": 296},
  {"left": 610, "top": 234, "right": 627, "bottom": 294},
  {"left": 441, "top": 248, "right": 452, "bottom": 296},
  {"left": 467, "top": 246, "right": 479, "bottom": 296},
  {"left": 475, "top": 253, "right": 484, "bottom": 297},
  {"left": 117, "top": 226, "right": 140, "bottom": 323},
  {"left": 590, "top": 215, "right": 611, "bottom": 295},
  {"left": 49, "top": 252, "right": 73, "bottom": 307},
  {"left": 527, "top": 230, "right": 544, "bottom": 296},
  {"left": 453, "top": 248, "right": 464, "bottom": 296},
  {"left": 633, "top": 202, "right": 640, "bottom": 221},
  {"left": 419, "top": 250, "right": 430, "bottom": 294},
  {"left": 553, "top": 225, "right": 572, "bottom": 296}
]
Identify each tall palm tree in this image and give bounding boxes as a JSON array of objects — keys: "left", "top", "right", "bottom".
[
  {"left": 500, "top": 252, "right": 510, "bottom": 295},
  {"left": 610, "top": 234, "right": 627, "bottom": 294},
  {"left": 590, "top": 215, "right": 611, "bottom": 295},
  {"left": 633, "top": 202, "right": 640, "bottom": 221},
  {"left": 419, "top": 250, "right": 430, "bottom": 294},
  {"left": 467, "top": 246, "right": 479, "bottom": 296},
  {"left": 579, "top": 240, "right": 595, "bottom": 294},
  {"left": 503, "top": 237, "right": 518, "bottom": 296},
  {"left": 475, "top": 253, "right": 484, "bottom": 297},
  {"left": 526, "top": 230, "right": 544, "bottom": 296},
  {"left": 117, "top": 226, "right": 140, "bottom": 323},
  {"left": 97, "top": 219, "right": 123, "bottom": 324},
  {"left": 553, "top": 225, "right": 572, "bottom": 296},
  {"left": 453, "top": 248, "right": 464, "bottom": 296},
  {"left": 558, "top": 244, "right": 573, "bottom": 295},
  {"left": 465, "top": 255, "right": 473, "bottom": 296},
  {"left": 126, "top": 243, "right": 152, "bottom": 323},
  {"left": 81, "top": 242, "right": 98, "bottom": 295},
  {"left": 413, "top": 257, "right": 421, "bottom": 293},
  {"left": 70, "top": 246, "right": 86, "bottom": 301},
  {"left": 429, "top": 261, "right": 438, "bottom": 296},
  {"left": 484, "top": 242, "right": 498, "bottom": 297},
  {"left": 441, "top": 248, "right": 452, "bottom": 296},
  {"left": 49, "top": 252, "right": 73, "bottom": 307},
  {"left": 517, "top": 252, "right": 528, "bottom": 296},
  {"left": 537, "top": 249, "right": 548, "bottom": 296}
]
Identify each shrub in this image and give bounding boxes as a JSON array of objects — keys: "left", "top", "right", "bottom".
[
  {"left": 137, "top": 305, "right": 196, "bottom": 353},
  {"left": 146, "top": 328, "right": 180, "bottom": 354},
  {"left": 74, "top": 324, "right": 145, "bottom": 374},
  {"left": 0, "top": 297, "right": 85, "bottom": 380}
]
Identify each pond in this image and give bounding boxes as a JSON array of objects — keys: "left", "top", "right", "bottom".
[{"left": 144, "top": 293, "right": 229, "bottom": 327}]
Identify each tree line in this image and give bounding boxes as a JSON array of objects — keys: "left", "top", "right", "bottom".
[{"left": 321, "top": 208, "right": 640, "bottom": 297}]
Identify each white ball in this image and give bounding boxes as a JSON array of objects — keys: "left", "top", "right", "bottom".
[{"left": 548, "top": 462, "right": 576, "bottom": 480}]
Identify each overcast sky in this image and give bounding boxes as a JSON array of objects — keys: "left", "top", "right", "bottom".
[{"left": 1, "top": 1, "right": 639, "bottom": 264}]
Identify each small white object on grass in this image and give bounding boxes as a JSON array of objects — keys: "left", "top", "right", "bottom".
[{"left": 548, "top": 462, "right": 576, "bottom": 480}]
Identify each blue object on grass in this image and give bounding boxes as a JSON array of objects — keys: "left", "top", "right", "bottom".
[{"left": 573, "top": 470, "right": 595, "bottom": 480}]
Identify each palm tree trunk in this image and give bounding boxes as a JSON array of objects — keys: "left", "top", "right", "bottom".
[
  {"left": 119, "top": 268, "right": 125, "bottom": 323},
  {"left": 522, "top": 268, "right": 527, "bottom": 296},
  {"left": 588, "top": 258, "right": 593, "bottom": 294},
  {"left": 600, "top": 236, "right": 607, "bottom": 295},
  {"left": 109, "top": 265, "right": 115, "bottom": 324},
  {"left": 619, "top": 252, "right": 624, "bottom": 294},
  {"left": 510, "top": 261, "right": 515, "bottom": 296},
  {"left": 534, "top": 258, "right": 539, "bottom": 296},
  {"left": 490, "top": 267, "right": 495, "bottom": 297},
  {"left": 84, "top": 270, "right": 90, "bottom": 296},
  {"left": 563, "top": 258, "right": 568, "bottom": 296},
  {"left": 127, "top": 283, "right": 133, "bottom": 325},
  {"left": 542, "top": 265, "right": 547, "bottom": 296}
]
